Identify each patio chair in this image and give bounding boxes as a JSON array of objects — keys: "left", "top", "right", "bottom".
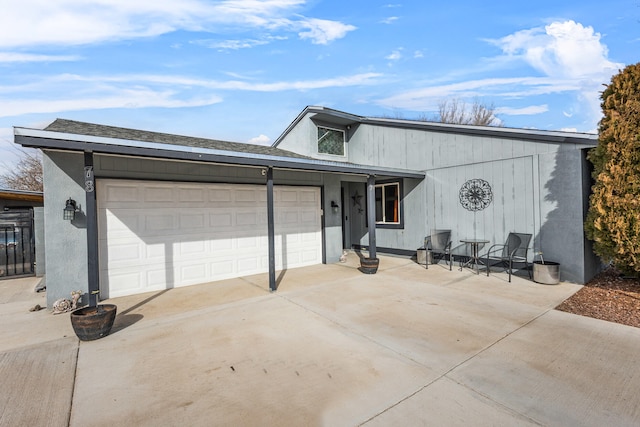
[
  {"left": 484, "top": 232, "right": 532, "bottom": 282},
  {"left": 425, "top": 229, "right": 453, "bottom": 270}
]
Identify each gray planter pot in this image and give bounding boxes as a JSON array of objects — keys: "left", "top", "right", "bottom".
[
  {"left": 416, "top": 249, "right": 433, "bottom": 265},
  {"left": 533, "top": 261, "right": 560, "bottom": 285}
]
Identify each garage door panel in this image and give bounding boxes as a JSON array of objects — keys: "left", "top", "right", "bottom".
[
  {"left": 209, "top": 213, "right": 233, "bottom": 228},
  {"left": 178, "top": 240, "right": 207, "bottom": 255},
  {"left": 144, "top": 186, "right": 175, "bottom": 203},
  {"left": 209, "top": 189, "right": 232, "bottom": 202},
  {"left": 179, "top": 213, "right": 206, "bottom": 229},
  {"left": 179, "top": 263, "right": 208, "bottom": 283},
  {"left": 235, "top": 189, "right": 262, "bottom": 203},
  {"left": 147, "top": 268, "right": 168, "bottom": 287},
  {"left": 178, "top": 187, "right": 207, "bottom": 203},
  {"left": 211, "top": 260, "right": 234, "bottom": 276},
  {"left": 99, "top": 211, "right": 139, "bottom": 237},
  {"left": 279, "top": 189, "right": 299, "bottom": 203},
  {"left": 106, "top": 242, "right": 141, "bottom": 263},
  {"left": 145, "top": 214, "right": 176, "bottom": 232},
  {"left": 237, "top": 256, "right": 260, "bottom": 273},
  {"left": 105, "top": 184, "right": 139, "bottom": 203},
  {"left": 101, "top": 270, "right": 147, "bottom": 298},
  {"left": 301, "top": 248, "right": 320, "bottom": 262},
  {"left": 98, "top": 180, "right": 321, "bottom": 298}
]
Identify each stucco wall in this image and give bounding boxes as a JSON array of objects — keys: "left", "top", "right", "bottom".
[
  {"left": 536, "top": 148, "right": 599, "bottom": 283},
  {"left": 34, "top": 207, "right": 45, "bottom": 277},
  {"left": 43, "top": 151, "right": 88, "bottom": 307}
]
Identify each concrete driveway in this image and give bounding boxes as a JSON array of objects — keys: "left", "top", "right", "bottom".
[{"left": 2, "top": 253, "right": 640, "bottom": 426}]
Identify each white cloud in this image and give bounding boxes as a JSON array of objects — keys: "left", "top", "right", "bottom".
[
  {"left": 378, "top": 77, "right": 570, "bottom": 110},
  {"left": 51, "top": 72, "right": 383, "bottom": 91},
  {"left": 0, "top": 52, "right": 80, "bottom": 63},
  {"left": 297, "top": 18, "right": 356, "bottom": 45},
  {"left": 380, "top": 20, "right": 620, "bottom": 132},
  {"left": 381, "top": 17, "right": 399, "bottom": 24},
  {"left": 496, "top": 105, "right": 548, "bottom": 115},
  {"left": 386, "top": 50, "right": 402, "bottom": 61},
  {"left": 0, "top": 0, "right": 354, "bottom": 48},
  {"left": 490, "top": 20, "right": 622, "bottom": 79},
  {"left": 0, "top": 89, "right": 223, "bottom": 118},
  {"left": 0, "top": 72, "right": 383, "bottom": 118},
  {"left": 248, "top": 134, "right": 271, "bottom": 145},
  {"left": 413, "top": 51, "right": 424, "bottom": 59},
  {"left": 192, "top": 38, "right": 272, "bottom": 50}
]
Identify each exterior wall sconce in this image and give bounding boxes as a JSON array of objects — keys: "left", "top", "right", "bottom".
[
  {"left": 64, "top": 198, "right": 78, "bottom": 221},
  {"left": 331, "top": 200, "right": 340, "bottom": 213}
]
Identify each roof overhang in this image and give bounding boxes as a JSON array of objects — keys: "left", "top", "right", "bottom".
[
  {"left": 0, "top": 188, "right": 44, "bottom": 203},
  {"left": 14, "top": 127, "right": 425, "bottom": 180},
  {"left": 273, "top": 106, "right": 599, "bottom": 148}
]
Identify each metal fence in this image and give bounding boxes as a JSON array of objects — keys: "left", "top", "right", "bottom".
[{"left": 0, "top": 209, "right": 35, "bottom": 278}]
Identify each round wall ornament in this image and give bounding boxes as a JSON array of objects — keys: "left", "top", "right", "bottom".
[{"left": 459, "top": 179, "right": 493, "bottom": 211}]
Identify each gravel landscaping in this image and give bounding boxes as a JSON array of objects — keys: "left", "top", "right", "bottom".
[{"left": 556, "top": 267, "right": 640, "bottom": 328}]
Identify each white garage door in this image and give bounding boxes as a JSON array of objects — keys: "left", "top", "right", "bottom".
[{"left": 97, "top": 179, "right": 322, "bottom": 298}]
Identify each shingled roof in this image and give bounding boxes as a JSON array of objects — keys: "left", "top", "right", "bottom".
[{"left": 44, "top": 118, "right": 313, "bottom": 160}]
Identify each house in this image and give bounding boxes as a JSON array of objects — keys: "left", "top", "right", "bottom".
[{"left": 13, "top": 106, "right": 599, "bottom": 307}]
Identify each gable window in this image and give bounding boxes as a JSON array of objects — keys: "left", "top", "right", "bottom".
[
  {"left": 375, "top": 182, "right": 401, "bottom": 225},
  {"left": 317, "top": 126, "right": 345, "bottom": 156}
]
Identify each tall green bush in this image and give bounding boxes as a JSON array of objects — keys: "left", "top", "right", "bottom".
[{"left": 586, "top": 62, "right": 640, "bottom": 274}]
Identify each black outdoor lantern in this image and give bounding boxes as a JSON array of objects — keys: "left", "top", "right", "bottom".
[
  {"left": 331, "top": 200, "right": 340, "bottom": 213},
  {"left": 63, "top": 198, "right": 77, "bottom": 221}
]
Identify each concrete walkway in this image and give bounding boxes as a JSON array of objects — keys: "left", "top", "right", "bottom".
[{"left": 2, "top": 254, "right": 640, "bottom": 426}]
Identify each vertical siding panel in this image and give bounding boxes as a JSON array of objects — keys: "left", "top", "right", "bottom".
[{"left": 524, "top": 156, "right": 535, "bottom": 237}]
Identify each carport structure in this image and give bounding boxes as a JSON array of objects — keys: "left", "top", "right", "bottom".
[{"left": 14, "top": 120, "right": 423, "bottom": 306}]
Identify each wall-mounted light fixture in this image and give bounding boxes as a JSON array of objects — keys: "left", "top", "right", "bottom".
[
  {"left": 63, "top": 197, "right": 78, "bottom": 221},
  {"left": 331, "top": 200, "right": 340, "bottom": 214}
]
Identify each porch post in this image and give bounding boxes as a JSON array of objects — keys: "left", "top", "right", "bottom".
[
  {"left": 367, "top": 174, "right": 377, "bottom": 259},
  {"left": 266, "top": 167, "right": 276, "bottom": 291},
  {"left": 84, "top": 151, "right": 100, "bottom": 307}
]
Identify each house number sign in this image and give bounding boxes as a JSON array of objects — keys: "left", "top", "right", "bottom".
[{"left": 84, "top": 166, "right": 95, "bottom": 193}]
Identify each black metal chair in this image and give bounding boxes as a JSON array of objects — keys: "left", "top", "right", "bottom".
[
  {"left": 425, "top": 229, "right": 453, "bottom": 270},
  {"left": 484, "top": 232, "right": 532, "bottom": 282}
]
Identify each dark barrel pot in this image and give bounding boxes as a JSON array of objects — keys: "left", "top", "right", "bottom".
[
  {"left": 360, "top": 257, "right": 380, "bottom": 274},
  {"left": 70, "top": 304, "right": 117, "bottom": 341}
]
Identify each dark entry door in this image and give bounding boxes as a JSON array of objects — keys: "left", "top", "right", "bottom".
[{"left": 0, "top": 208, "right": 35, "bottom": 278}]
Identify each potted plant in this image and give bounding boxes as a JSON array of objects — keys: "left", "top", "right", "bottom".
[
  {"left": 70, "top": 291, "right": 117, "bottom": 341},
  {"left": 533, "top": 252, "right": 560, "bottom": 285}
]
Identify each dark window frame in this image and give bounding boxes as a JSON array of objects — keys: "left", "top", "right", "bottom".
[{"left": 317, "top": 125, "right": 346, "bottom": 156}]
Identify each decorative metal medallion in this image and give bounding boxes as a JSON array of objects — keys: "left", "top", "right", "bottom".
[{"left": 459, "top": 179, "right": 493, "bottom": 211}]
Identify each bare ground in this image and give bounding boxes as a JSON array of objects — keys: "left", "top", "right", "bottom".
[{"left": 556, "top": 267, "right": 640, "bottom": 328}]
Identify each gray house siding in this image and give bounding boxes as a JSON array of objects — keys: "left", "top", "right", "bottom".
[{"left": 276, "top": 111, "right": 598, "bottom": 283}]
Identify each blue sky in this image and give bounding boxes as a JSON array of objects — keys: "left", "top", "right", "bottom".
[{"left": 1, "top": 0, "right": 638, "bottom": 169}]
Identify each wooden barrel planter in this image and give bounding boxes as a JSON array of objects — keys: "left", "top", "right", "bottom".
[
  {"left": 360, "top": 257, "right": 379, "bottom": 274},
  {"left": 70, "top": 304, "right": 117, "bottom": 341}
]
